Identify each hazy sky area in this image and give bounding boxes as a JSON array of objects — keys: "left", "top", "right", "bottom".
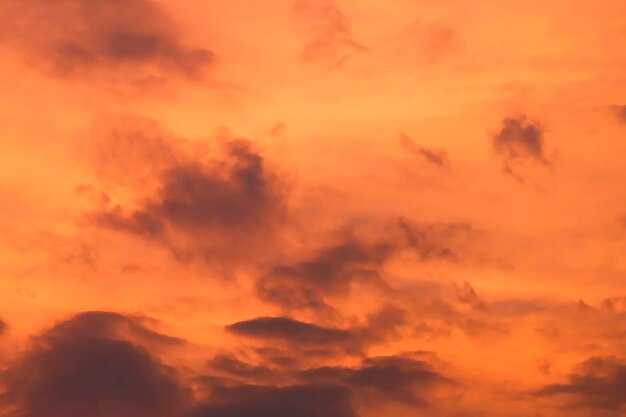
[{"left": 1, "top": 1, "right": 626, "bottom": 416}]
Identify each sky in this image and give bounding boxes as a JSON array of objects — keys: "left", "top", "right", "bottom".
[{"left": 0, "top": 1, "right": 625, "bottom": 416}]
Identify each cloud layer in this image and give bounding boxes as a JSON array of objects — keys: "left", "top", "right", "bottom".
[{"left": 2, "top": 1, "right": 626, "bottom": 417}]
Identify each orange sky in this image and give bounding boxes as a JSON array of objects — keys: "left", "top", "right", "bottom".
[{"left": 1, "top": 1, "right": 626, "bottom": 416}]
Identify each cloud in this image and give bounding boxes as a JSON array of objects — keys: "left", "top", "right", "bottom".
[
  {"left": 226, "top": 316, "right": 355, "bottom": 348},
  {"left": 491, "top": 116, "right": 551, "bottom": 182},
  {"left": 0, "top": 0, "right": 214, "bottom": 81},
  {"left": 93, "top": 145, "right": 282, "bottom": 234},
  {"left": 0, "top": 311, "right": 456, "bottom": 417},
  {"left": 293, "top": 0, "right": 366, "bottom": 70},
  {"left": 255, "top": 237, "right": 392, "bottom": 312},
  {"left": 192, "top": 384, "right": 356, "bottom": 417},
  {"left": 225, "top": 305, "right": 415, "bottom": 361},
  {"left": 536, "top": 356, "right": 626, "bottom": 411},
  {"left": 2, "top": 311, "right": 420, "bottom": 417},
  {"left": 254, "top": 219, "right": 477, "bottom": 315},
  {"left": 1, "top": 312, "right": 192, "bottom": 417},
  {"left": 298, "top": 355, "right": 453, "bottom": 407},
  {"left": 45, "top": 311, "right": 185, "bottom": 347},
  {"left": 345, "top": 356, "right": 452, "bottom": 406},
  {"left": 398, "top": 218, "right": 474, "bottom": 262},
  {"left": 84, "top": 116, "right": 288, "bottom": 266},
  {"left": 199, "top": 351, "right": 453, "bottom": 414},
  {"left": 492, "top": 116, "right": 548, "bottom": 163},
  {"left": 400, "top": 133, "right": 449, "bottom": 168},
  {"left": 0, "top": 318, "right": 6, "bottom": 336}
]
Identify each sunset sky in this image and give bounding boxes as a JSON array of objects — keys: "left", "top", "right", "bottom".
[{"left": 1, "top": 1, "right": 626, "bottom": 416}]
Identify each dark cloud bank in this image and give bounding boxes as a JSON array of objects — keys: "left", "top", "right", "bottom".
[
  {"left": 5, "top": 304, "right": 622, "bottom": 416},
  {"left": 0, "top": 311, "right": 454, "bottom": 417},
  {"left": 0, "top": 312, "right": 191, "bottom": 417}
]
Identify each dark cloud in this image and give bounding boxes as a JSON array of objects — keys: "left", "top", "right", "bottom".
[
  {"left": 536, "top": 356, "right": 626, "bottom": 411},
  {"left": 93, "top": 147, "right": 282, "bottom": 234},
  {"left": 491, "top": 116, "right": 551, "bottom": 182},
  {"left": 226, "top": 317, "right": 355, "bottom": 348},
  {"left": 492, "top": 116, "right": 548, "bottom": 163},
  {"left": 0, "top": 0, "right": 214, "bottom": 80},
  {"left": 1, "top": 312, "right": 192, "bottom": 417},
  {"left": 298, "top": 355, "right": 453, "bottom": 407},
  {"left": 84, "top": 117, "right": 288, "bottom": 266},
  {"left": 255, "top": 219, "right": 476, "bottom": 314},
  {"left": 346, "top": 356, "right": 451, "bottom": 406},
  {"left": 192, "top": 383, "right": 356, "bottom": 417},
  {"left": 610, "top": 105, "right": 626, "bottom": 124},
  {"left": 256, "top": 237, "right": 392, "bottom": 312},
  {"left": 0, "top": 318, "right": 6, "bottom": 335},
  {"left": 400, "top": 133, "right": 449, "bottom": 168},
  {"left": 225, "top": 306, "right": 413, "bottom": 362},
  {"left": 293, "top": 0, "right": 366, "bottom": 70}
]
